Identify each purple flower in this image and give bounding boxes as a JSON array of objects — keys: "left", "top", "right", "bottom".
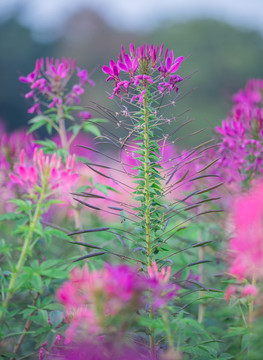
[
  {"left": 72, "top": 84, "right": 84, "bottom": 95},
  {"left": 77, "top": 68, "right": 95, "bottom": 86},
  {"left": 215, "top": 78, "right": 263, "bottom": 185},
  {"left": 102, "top": 43, "right": 184, "bottom": 100},
  {"left": 28, "top": 103, "right": 41, "bottom": 114},
  {"left": 78, "top": 111, "right": 92, "bottom": 119},
  {"left": 19, "top": 58, "right": 94, "bottom": 113},
  {"left": 102, "top": 60, "right": 120, "bottom": 82},
  {"left": 48, "top": 97, "right": 62, "bottom": 108}
]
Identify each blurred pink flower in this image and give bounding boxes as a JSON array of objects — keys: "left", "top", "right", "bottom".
[
  {"left": 241, "top": 284, "right": 258, "bottom": 297},
  {"left": 56, "top": 264, "right": 149, "bottom": 340},
  {"left": 148, "top": 261, "right": 171, "bottom": 284},
  {"left": 0, "top": 123, "right": 36, "bottom": 211},
  {"left": 147, "top": 262, "right": 177, "bottom": 309},
  {"left": 228, "top": 182, "right": 263, "bottom": 280},
  {"left": 10, "top": 148, "right": 79, "bottom": 198},
  {"left": 224, "top": 285, "right": 236, "bottom": 301},
  {"left": 56, "top": 263, "right": 178, "bottom": 340},
  {"left": 216, "top": 78, "right": 263, "bottom": 185}
]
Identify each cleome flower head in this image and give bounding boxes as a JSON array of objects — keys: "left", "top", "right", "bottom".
[
  {"left": 216, "top": 78, "right": 263, "bottom": 185},
  {"left": 56, "top": 263, "right": 178, "bottom": 341},
  {"left": 147, "top": 262, "right": 177, "bottom": 309},
  {"left": 10, "top": 148, "right": 78, "bottom": 197},
  {"left": 19, "top": 57, "right": 94, "bottom": 114},
  {"left": 102, "top": 43, "right": 184, "bottom": 100},
  {"left": 56, "top": 264, "right": 150, "bottom": 341}
]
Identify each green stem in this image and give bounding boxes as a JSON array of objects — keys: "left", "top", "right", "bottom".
[
  {"left": 11, "top": 292, "right": 40, "bottom": 359},
  {"left": 248, "top": 273, "right": 256, "bottom": 323},
  {"left": 142, "top": 93, "right": 156, "bottom": 357},
  {"left": 162, "top": 308, "right": 174, "bottom": 350},
  {"left": 0, "top": 184, "right": 47, "bottom": 323},
  {"left": 143, "top": 94, "right": 152, "bottom": 268},
  {"left": 57, "top": 105, "right": 68, "bottom": 152},
  {"left": 198, "top": 240, "right": 205, "bottom": 323}
]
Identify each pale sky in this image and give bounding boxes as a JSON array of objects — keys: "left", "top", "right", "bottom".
[{"left": 1, "top": 0, "right": 263, "bottom": 41}]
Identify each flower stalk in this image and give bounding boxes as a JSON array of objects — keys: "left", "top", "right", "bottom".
[
  {"left": 0, "top": 181, "right": 47, "bottom": 323},
  {"left": 143, "top": 93, "right": 152, "bottom": 267}
]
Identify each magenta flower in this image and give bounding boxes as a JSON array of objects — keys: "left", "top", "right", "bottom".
[
  {"left": 77, "top": 111, "right": 92, "bottom": 120},
  {"left": 48, "top": 96, "right": 62, "bottom": 108},
  {"left": 56, "top": 263, "right": 178, "bottom": 341},
  {"left": 241, "top": 284, "right": 258, "bottom": 298},
  {"left": 19, "top": 57, "right": 94, "bottom": 114},
  {"left": 215, "top": 78, "right": 263, "bottom": 185},
  {"left": 0, "top": 123, "right": 36, "bottom": 211},
  {"left": 76, "top": 68, "right": 95, "bottom": 86},
  {"left": 102, "top": 43, "right": 184, "bottom": 100},
  {"left": 72, "top": 84, "right": 84, "bottom": 95},
  {"left": 19, "top": 71, "right": 37, "bottom": 84},
  {"left": 56, "top": 264, "right": 150, "bottom": 340},
  {"left": 42, "top": 338, "right": 152, "bottom": 360},
  {"left": 227, "top": 182, "right": 263, "bottom": 280},
  {"left": 28, "top": 103, "right": 41, "bottom": 114},
  {"left": 10, "top": 148, "right": 79, "bottom": 196},
  {"left": 147, "top": 262, "right": 177, "bottom": 309},
  {"left": 102, "top": 59, "right": 120, "bottom": 82},
  {"left": 148, "top": 261, "right": 171, "bottom": 284}
]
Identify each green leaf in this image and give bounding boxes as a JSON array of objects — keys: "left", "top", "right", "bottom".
[
  {"left": 45, "top": 228, "right": 70, "bottom": 240},
  {"left": 28, "top": 119, "right": 47, "bottom": 133},
  {"left": 50, "top": 310, "right": 64, "bottom": 328},
  {"left": 89, "top": 118, "right": 108, "bottom": 123},
  {"left": 8, "top": 199, "right": 30, "bottom": 211},
  {"left": 31, "top": 310, "right": 49, "bottom": 326},
  {"left": 82, "top": 123, "right": 101, "bottom": 137},
  {"left": 30, "top": 273, "right": 43, "bottom": 293},
  {"left": 68, "top": 124, "right": 81, "bottom": 135},
  {"left": 0, "top": 212, "right": 22, "bottom": 221},
  {"left": 223, "top": 327, "right": 248, "bottom": 338},
  {"left": 43, "top": 303, "right": 64, "bottom": 311}
]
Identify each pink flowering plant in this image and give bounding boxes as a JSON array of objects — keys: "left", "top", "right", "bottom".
[
  {"left": 67, "top": 43, "right": 225, "bottom": 359},
  {"left": 2, "top": 43, "right": 263, "bottom": 360},
  {"left": 0, "top": 58, "right": 108, "bottom": 358},
  {"left": 216, "top": 79, "right": 263, "bottom": 188},
  {"left": 19, "top": 57, "right": 99, "bottom": 156}
]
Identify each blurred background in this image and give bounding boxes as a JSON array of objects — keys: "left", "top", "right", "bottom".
[{"left": 1, "top": 0, "right": 263, "bottom": 146}]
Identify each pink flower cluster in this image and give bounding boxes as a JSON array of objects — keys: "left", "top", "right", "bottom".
[
  {"left": 148, "top": 262, "right": 177, "bottom": 308},
  {"left": 216, "top": 79, "right": 263, "bottom": 184},
  {"left": 225, "top": 284, "right": 258, "bottom": 301},
  {"left": 102, "top": 43, "right": 184, "bottom": 100},
  {"left": 19, "top": 57, "right": 94, "bottom": 114},
  {"left": 0, "top": 123, "right": 36, "bottom": 211},
  {"left": 10, "top": 148, "right": 79, "bottom": 197},
  {"left": 227, "top": 182, "right": 263, "bottom": 281},
  {"left": 56, "top": 263, "right": 177, "bottom": 341},
  {"left": 42, "top": 338, "right": 152, "bottom": 360},
  {"left": 57, "top": 264, "right": 146, "bottom": 340}
]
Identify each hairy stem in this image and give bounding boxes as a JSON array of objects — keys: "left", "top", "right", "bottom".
[
  {"left": 248, "top": 273, "right": 256, "bottom": 323},
  {"left": 162, "top": 308, "right": 174, "bottom": 350},
  {"left": 143, "top": 94, "right": 152, "bottom": 268},
  {"left": 142, "top": 94, "right": 156, "bottom": 357},
  {"left": 198, "top": 243, "right": 205, "bottom": 323},
  {"left": 0, "top": 183, "right": 47, "bottom": 323},
  {"left": 58, "top": 105, "right": 68, "bottom": 152},
  {"left": 11, "top": 292, "right": 40, "bottom": 359}
]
